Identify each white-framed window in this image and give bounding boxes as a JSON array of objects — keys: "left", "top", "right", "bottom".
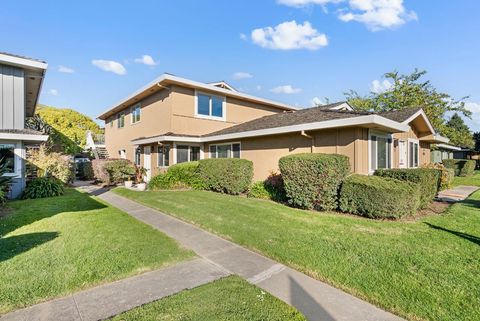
[
  {"left": 408, "top": 139, "right": 420, "bottom": 168},
  {"left": 176, "top": 145, "right": 200, "bottom": 164},
  {"left": 195, "top": 91, "right": 226, "bottom": 120},
  {"left": 157, "top": 145, "right": 170, "bottom": 167},
  {"left": 369, "top": 131, "right": 392, "bottom": 173},
  {"left": 131, "top": 104, "right": 141, "bottom": 124},
  {"left": 209, "top": 143, "right": 241, "bottom": 159},
  {"left": 118, "top": 149, "right": 126, "bottom": 159},
  {"left": 0, "top": 144, "right": 15, "bottom": 174},
  {"left": 117, "top": 112, "right": 125, "bottom": 128},
  {"left": 134, "top": 147, "right": 141, "bottom": 166}
]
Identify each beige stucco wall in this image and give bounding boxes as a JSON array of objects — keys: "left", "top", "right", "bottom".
[
  {"left": 104, "top": 84, "right": 284, "bottom": 164},
  {"left": 205, "top": 127, "right": 369, "bottom": 181}
]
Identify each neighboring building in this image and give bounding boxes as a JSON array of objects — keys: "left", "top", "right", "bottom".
[
  {"left": 98, "top": 74, "right": 448, "bottom": 181},
  {"left": 0, "top": 52, "right": 48, "bottom": 198},
  {"left": 431, "top": 144, "right": 461, "bottom": 163}
]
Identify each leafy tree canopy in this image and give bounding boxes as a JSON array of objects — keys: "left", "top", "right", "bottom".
[
  {"left": 345, "top": 69, "right": 473, "bottom": 147},
  {"left": 473, "top": 132, "right": 480, "bottom": 152},
  {"left": 443, "top": 113, "right": 474, "bottom": 148},
  {"left": 27, "top": 105, "right": 102, "bottom": 154}
]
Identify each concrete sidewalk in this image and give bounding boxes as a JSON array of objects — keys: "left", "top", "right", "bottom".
[
  {"left": 98, "top": 191, "right": 404, "bottom": 321},
  {"left": 0, "top": 258, "right": 229, "bottom": 321},
  {"left": 437, "top": 185, "right": 479, "bottom": 202}
]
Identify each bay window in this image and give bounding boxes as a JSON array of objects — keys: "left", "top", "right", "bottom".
[
  {"left": 209, "top": 143, "right": 241, "bottom": 159},
  {"left": 369, "top": 133, "right": 392, "bottom": 172},
  {"left": 0, "top": 144, "right": 15, "bottom": 174},
  {"left": 196, "top": 91, "right": 225, "bottom": 120}
]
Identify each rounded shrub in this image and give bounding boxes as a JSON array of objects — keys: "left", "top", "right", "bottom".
[
  {"left": 278, "top": 153, "right": 350, "bottom": 211},
  {"left": 76, "top": 161, "right": 94, "bottom": 180},
  {"left": 22, "top": 177, "right": 65, "bottom": 199},
  {"left": 197, "top": 158, "right": 253, "bottom": 195},
  {"left": 422, "top": 163, "right": 454, "bottom": 191},
  {"left": 374, "top": 168, "right": 441, "bottom": 209},
  {"left": 442, "top": 159, "right": 476, "bottom": 177},
  {"left": 248, "top": 172, "right": 286, "bottom": 202},
  {"left": 339, "top": 174, "right": 420, "bottom": 219},
  {"left": 148, "top": 161, "right": 202, "bottom": 190}
]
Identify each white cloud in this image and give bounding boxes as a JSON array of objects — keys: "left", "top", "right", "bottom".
[
  {"left": 464, "top": 102, "right": 480, "bottom": 131},
  {"left": 134, "top": 54, "right": 158, "bottom": 66},
  {"left": 339, "top": 0, "right": 418, "bottom": 31},
  {"left": 92, "top": 59, "right": 126, "bottom": 75},
  {"left": 232, "top": 72, "right": 253, "bottom": 80},
  {"left": 277, "top": 0, "right": 341, "bottom": 7},
  {"left": 251, "top": 20, "right": 328, "bottom": 50},
  {"left": 370, "top": 79, "right": 393, "bottom": 93},
  {"left": 311, "top": 96, "right": 326, "bottom": 106},
  {"left": 58, "top": 65, "right": 74, "bottom": 73},
  {"left": 271, "top": 85, "right": 302, "bottom": 94},
  {"left": 240, "top": 33, "right": 248, "bottom": 40},
  {"left": 49, "top": 89, "right": 58, "bottom": 96}
]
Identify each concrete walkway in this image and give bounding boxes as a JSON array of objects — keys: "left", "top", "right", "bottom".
[
  {"left": 0, "top": 258, "right": 229, "bottom": 321},
  {"left": 437, "top": 185, "right": 479, "bottom": 202},
  {"left": 95, "top": 191, "right": 403, "bottom": 321}
]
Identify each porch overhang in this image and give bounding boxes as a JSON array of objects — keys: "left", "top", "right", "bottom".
[{"left": 419, "top": 133, "right": 450, "bottom": 144}]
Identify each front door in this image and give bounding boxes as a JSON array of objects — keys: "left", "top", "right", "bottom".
[
  {"left": 398, "top": 140, "right": 407, "bottom": 168},
  {"left": 143, "top": 146, "right": 152, "bottom": 182}
]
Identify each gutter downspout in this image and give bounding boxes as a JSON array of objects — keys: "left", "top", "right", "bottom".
[{"left": 301, "top": 130, "right": 314, "bottom": 153}]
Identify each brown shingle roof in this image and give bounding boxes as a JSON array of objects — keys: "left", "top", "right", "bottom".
[
  {"left": 378, "top": 107, "right": 422, "bottom": 123},
  {"left": 205, "top": 106, "right": 371, "bottom": 137}
]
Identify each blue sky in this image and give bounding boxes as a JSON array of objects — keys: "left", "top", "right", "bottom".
[{"left": 2, "top": 0, "right": 480, "bottom": 130}]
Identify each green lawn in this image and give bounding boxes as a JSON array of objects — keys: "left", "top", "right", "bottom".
[
  {"left": 0, "top": 189, "right": 193, "bottom": 314},
  {"left": 109, "top": 276, "right": 305, "bottom": 321},
  {"left": 114, "top": 188, "right": 480, "bottom": 321},
  {"left": 452, "top": 170, "right": 480, "bottom": 187}
]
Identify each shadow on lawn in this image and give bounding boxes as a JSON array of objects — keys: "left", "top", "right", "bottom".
[
  {"left": 0, "top": 232, "right": 59, "bottom": 262},
  {"left": 0, "top": 189, "right": 106, "bottom": 238},
  {"left": 459, "top": 198, "right": 480, "bottom": 209},
  {"left": 425, "top": 223, "right": 480, "bottom": 246}
]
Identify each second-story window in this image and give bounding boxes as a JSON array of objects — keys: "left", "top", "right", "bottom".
[
  {"left": 196, "top": 92, "right": 225, "bottom": 120},
  {"left": 131, "top": 104, "right": 141, "bottom": 124},
  {"left": 117, "top": 112, "right": 125, "bottom": 128}
]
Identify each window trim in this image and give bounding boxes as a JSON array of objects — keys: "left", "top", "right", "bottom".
[
  {"left": 173, "top": 143, "right": 203, "bottom": 164},
  {"left": 0, "top": 142, "right": 20, "bottom": 177},
  {"left": 368, "top": 131, "right": 392, "bottom": 174},
  {"left": 131, "top": 104, "right": 141, "bottom": 124},
  {"left": 194, "top": 90, "right": 226, "bottom": 121},
  {"left": 408, "top": 138, "right": 420, "bottom": 168},
  {"left": 209, "top": 142, "right": 241, "bottom": 159},
  {"left": 157, "top": 144, "right": 171, "bottom": 168}
]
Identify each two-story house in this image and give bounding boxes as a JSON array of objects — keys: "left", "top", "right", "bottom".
[
  {"left": 0, "top": 53, "right": 48, "bottom": 198},
  {"left": 98, "top": 74, "right": 448, "bottom": 181}
]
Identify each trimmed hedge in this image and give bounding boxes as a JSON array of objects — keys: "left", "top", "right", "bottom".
[
  {"left": 197, "top": 158, "right": 253, "bottom": 195},
  {"left": 76, "top": 161, "right": 94, "bottom": 180},
  {"left": 148, "top": 162, "right": 202, "bottom": 190},
  {"left": 374, "top": 168, "right": 441, "bottom": 209},
  {"left": 422, "top": 163, "right": 454, "bottom": 191},
  {"left": 248, "top": 172, "right": 286, "bottom": 202},
  {"left": 92, "top": 159, "right": 135, "bottom": 185},
  {"left": 339, "top": 174, "right": 420, "bottom": 219},
  {"left": 278, "top": 153, "right": 350, "bottom": 211},
  {"left": 442, "top": 159, "right": 476, "bottom": 177}
]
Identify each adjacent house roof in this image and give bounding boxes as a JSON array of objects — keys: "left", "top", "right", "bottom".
[
  {"left": 0, "top": 52, "right": 48, "bottom": 117},
  {"left": 97, "top": 73, "right": 299, "bottom": 120}
]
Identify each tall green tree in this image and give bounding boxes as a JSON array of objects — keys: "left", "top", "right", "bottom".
[
  {"left": 472, "top": 132, "right": 480, "bottom": 151},
  {"left": 443, "top": 113, "right": 474, "bottom": 148},
  {"left": 345, "top": 69, "right": 472, "bottom": 145},
  {"left": 27, "top": 105, "right": 102, "bottom": 154}
]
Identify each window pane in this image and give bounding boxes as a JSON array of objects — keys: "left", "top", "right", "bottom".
[
  {"left": 377, "top": 137, "right": 387, "bottom": 169},
  {"left": 157, "top": 146, "right": 164, "bottom": 167},
  {"left": 0, "top": 145, "right": 15, "bottom": 173},
  {"left": 232, "top": 144, "right": 240, "bottom": 158},
  {"left": 387, "top": 138, "right": 392, "bottom": 169},
  {"left": 197, "top": 94, "right": 210, "bottom": 116},
  {"left": 164, "top": 146, "right": 170, "bottom": 166},
  {"left": 177, "top": 145, "right": 189, "bottom": 163},
  {"left": 190, "top": 146, "right": 200, "bottom": 161},
  {"left": 409, "top": 142, "right": 414, "bottom": 167},
  {"left": 414, "top": 143, "right": 419, "bottom": 167},
  {"left": 135, "top": 148, "right": 141, "bottom": 166},
  {"left": 212, "top": 96, "right": 223, "bottom": 117},
  {"left": 370, "top": 136, "right": 376, "bottom": 170},
  {"left": 217, "top": 145, "right": 230, "bottom": 158},
  {"left": 210, "top": 145, "right": 217, "bottom": 158}
]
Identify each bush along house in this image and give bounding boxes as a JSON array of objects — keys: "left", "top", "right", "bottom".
[
  {"left": 98, "top": 73, "right": 449, "bottom": 181},
  {"left": 0, "top": 52, "right": 48, "bottom": 198}
]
